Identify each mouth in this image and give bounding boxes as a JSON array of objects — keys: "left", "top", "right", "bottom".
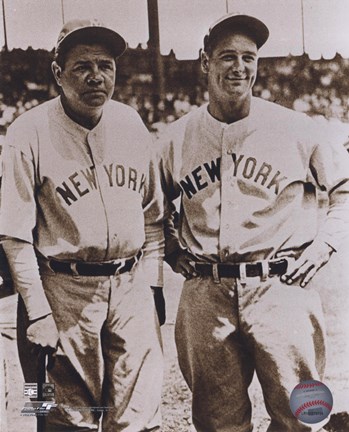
[
  {"left": 226, "top": 77, "right": 246, "bottom": 81},
  {"left": 84, "top": 90, "right": 107, "bottom": 96},
  {"left": 225, "top": 77, "right": 247, "bottom": 87}
]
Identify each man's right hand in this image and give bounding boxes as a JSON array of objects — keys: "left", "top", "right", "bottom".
[
  {"left": 165, "top": 249, "right": 199, "bottom": 279},
  {"left": 27, "top": 314, "right": 59, "bottom": 351}
]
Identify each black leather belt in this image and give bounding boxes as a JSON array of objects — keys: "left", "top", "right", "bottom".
[
  {"left": 194, "top": 259, "right": 288, "bottom": 278},
  {"left": 49, "top": 251, "right": 142, "bottom": 277}
]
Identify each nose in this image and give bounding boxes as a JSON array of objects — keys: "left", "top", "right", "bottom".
[
  {"left": 231, "top": 57, "right": 244, "bottom": 75},
  {"left": 87, "top": 66, "right": 103, "bottom": 85}
]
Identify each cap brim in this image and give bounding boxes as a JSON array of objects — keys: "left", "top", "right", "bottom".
[
  {"left": 57, "top": 26, "right": 127, "bottom": 58},
  {"left": 204, "top": 14, "right": 269, "bottom": 50}
]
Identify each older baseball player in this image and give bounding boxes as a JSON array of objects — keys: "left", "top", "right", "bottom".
[
  {"left": 0, "top": 19, "right": 165, "bottom": 431},
  {"left": 158, "top": 13, "right": 349, "bottom": 432}
]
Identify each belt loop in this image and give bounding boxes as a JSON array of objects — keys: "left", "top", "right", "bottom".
[
  {"left": 239, "top": 263, "right": 247, "bottom": 285},
  {"left": 114, "top": 259, "right": 126, "bottom": 276},
  {"left": 212, "top": 263, "right": 220, "bottom": 284},
  {"left": 261, "top": 260, "right": 269, "bottom": 281},
  {"left": 70, "top": 262, "right": 79, "bottom": 276}
]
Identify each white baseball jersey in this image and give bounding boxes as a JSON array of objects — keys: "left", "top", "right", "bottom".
[
  {"left": 158, "top": 97, "right": 349, "bottom": 262},
  {"left": 0, "top": 96, "right": 164, "bottom": 316}
]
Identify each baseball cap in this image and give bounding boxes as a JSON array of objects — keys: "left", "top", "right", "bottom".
[
  {"left": 203, "top": 13, "right": 269, "bottom": 51},
  {"left": 55, "top": 19, "right": 127, "bottom": 58}
]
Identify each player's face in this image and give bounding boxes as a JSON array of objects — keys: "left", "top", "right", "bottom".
[
  {"left": 204, "top": 32, "right": 258, "bottom": 101},
  {"left": 54, "top": 43, "right": 116, "bottom": 111}
]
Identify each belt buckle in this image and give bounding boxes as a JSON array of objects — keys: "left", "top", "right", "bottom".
[{"left": 268, "top": 257, "right": 288, "bottom": 277}]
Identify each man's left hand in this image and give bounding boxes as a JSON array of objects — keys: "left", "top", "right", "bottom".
[
  {"left": 280, "top": 240, "right": 334, "bottom": 288},
  {"left": 151, "top": 286, "right": 166, "bottom": 326}
]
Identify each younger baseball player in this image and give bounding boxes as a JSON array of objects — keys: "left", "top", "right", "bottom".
[
  {"left": 1, "top": 19, "right": 165, "bottom": 431},
  {"left": 158, "top": 13, "right": 349, "bottom": 432}
]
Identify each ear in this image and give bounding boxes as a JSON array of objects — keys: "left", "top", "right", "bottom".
[
  {"left": 51, "top": 61, "right": 62, "bottom": 86},
  {"left": 200, "top": 50, "right": 209, "bottom": 74}
]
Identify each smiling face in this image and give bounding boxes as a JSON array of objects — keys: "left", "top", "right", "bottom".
[
  {"left": 202, "top": 31, "right": 258, "bottom": 120},
  {"left": 52, "top": 43, "right": 116, "bottom": 124}
]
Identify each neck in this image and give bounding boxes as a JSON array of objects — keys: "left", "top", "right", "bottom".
[
  {"left": 60, "top": 93, "right": 102, "bottom": 130},
  {"left": 208, "top": 93, "right": 251, "bottom": 124}
]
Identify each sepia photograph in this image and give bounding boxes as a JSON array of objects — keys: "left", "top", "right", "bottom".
[{"left": 0, "top": 1, "right": 349, "bottom": 431}]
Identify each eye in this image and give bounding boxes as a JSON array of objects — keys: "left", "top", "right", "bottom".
[
  {"left": 243, "top": 55, "right": 256, "bottom": 63},
  {"left": 100, "top": 63, "right": 114, "bottom": 71},
  {"left": 221, "top": 55, "right": 235, "bottom": 61},
  {"left": 74, "top": 65, "right": 88, "bottom": 72}
]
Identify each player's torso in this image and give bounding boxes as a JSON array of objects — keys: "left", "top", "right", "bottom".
[
  {"left": 33, "top": 99, "right": 149, "bottom": 261},
  {"left": 167, "top": 100, "right": 318, "bottom": 261}
]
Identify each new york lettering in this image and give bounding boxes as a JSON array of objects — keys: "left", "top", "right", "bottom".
[
  {"left": 56, "top": 163, "right": 146, "bottom": 206},
  {"left": 180, "top": 154, "right": 287, "bottom": 199}
]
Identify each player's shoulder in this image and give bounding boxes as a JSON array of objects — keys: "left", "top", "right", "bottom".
[
  {"left": 156, "top": 105, "right": 205, "bottom": 151},
  {"left": 168, "top": 104, "right": 205, "bottom": 133},
  {"left": 104, "top": 99, "right": 144, "bottom": 124},
  {"left": 252, "top": 97, "right": 310, "bottom": 122},
  {"left": 5, "top": 98, "right": 56, "bottom": 154},
  {"left": 7, "top": 98, "right": 54, "bottom": 131},
  {"left": 252, "top": 97, "right": 320, "bottom": 138}
]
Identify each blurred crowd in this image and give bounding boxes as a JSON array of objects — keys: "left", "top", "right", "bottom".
[
  {"left": 116, "top": 88, "right": 209, "bottom": 133},
  {"left": 254, "top": 56, "right": 349, "bottom": 121},
  {"left": 1, "top": 54, "right": 349, "bottom": 135}
]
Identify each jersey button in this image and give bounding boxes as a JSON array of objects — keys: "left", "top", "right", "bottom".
[{"left": 227, "top": 149, "right": 233, "bottom": 154}]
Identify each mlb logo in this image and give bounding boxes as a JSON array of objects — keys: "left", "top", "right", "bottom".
[{"left": 24, "top": 383, "right": 38, "bottom": 398}]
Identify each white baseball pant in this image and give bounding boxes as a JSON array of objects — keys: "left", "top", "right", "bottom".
[
  {"left": 17, "top": 262, "right": 163, "bottom": 431},
  {"left": 175, "top": 274, "right": 326, "bottom": 432}
]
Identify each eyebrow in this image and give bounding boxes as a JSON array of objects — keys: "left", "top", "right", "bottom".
[
  {"left": 218, "top": 49, "right": 257, "bottom": 56},
  {"left": 73, "top": 59, "right": 114, "bottom": 66}
]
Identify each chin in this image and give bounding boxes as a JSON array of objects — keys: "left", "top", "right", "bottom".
[
  {"left": 85, "top": 96, "right": 109, "bottom": 107},
  {"left": 84, "top": 92, "right": 110, "bottom": 106}
]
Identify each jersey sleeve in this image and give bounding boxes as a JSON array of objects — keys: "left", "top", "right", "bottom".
[
  {"left": 155, "top": 132, "right": 183, "bottom": 259},
  {"left": 2, "top": 239, "right": 52, "bottom": 320},
  {"left": 140, "top": 135, "right": 165, "bottom": 288},
  {"left": 0, "top": 124, "right": 37, "bottom": 243},
  {"left": 0, "top": 121, "right": 52, "bottom": 320},
  {"left": 308, "top": 123, "right": 349, "bottom": 251}
]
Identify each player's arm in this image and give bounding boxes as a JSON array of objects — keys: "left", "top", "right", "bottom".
[
  {"left": 2, "top": 239, "right": 59, "bottom": 350},
  {"left": 142, "top": 142, "right": 165, "bottom": 288},
  {"left": 140, "top": 134, "right": 168, "bottom": 325},
  {"left": 156, "top": 137, "right": 199, "bottom": 280},
  {"left": 0, "top": 132, "right": 59, "bottom": 349},
  {"left": 282, "top": 131, "right": 349, "bottom": 287}
]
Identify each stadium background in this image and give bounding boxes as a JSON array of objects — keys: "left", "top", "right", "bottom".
[{"left": 1, "top": 48, "right": 349, "bottom": 136}]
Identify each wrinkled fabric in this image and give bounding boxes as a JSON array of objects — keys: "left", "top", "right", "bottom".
[
  {"left": 17, "top": 263, "right": 163, "bottom": 432},
  {"left": 175, "top": 275, "right": 327, "bottom": 432}
]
